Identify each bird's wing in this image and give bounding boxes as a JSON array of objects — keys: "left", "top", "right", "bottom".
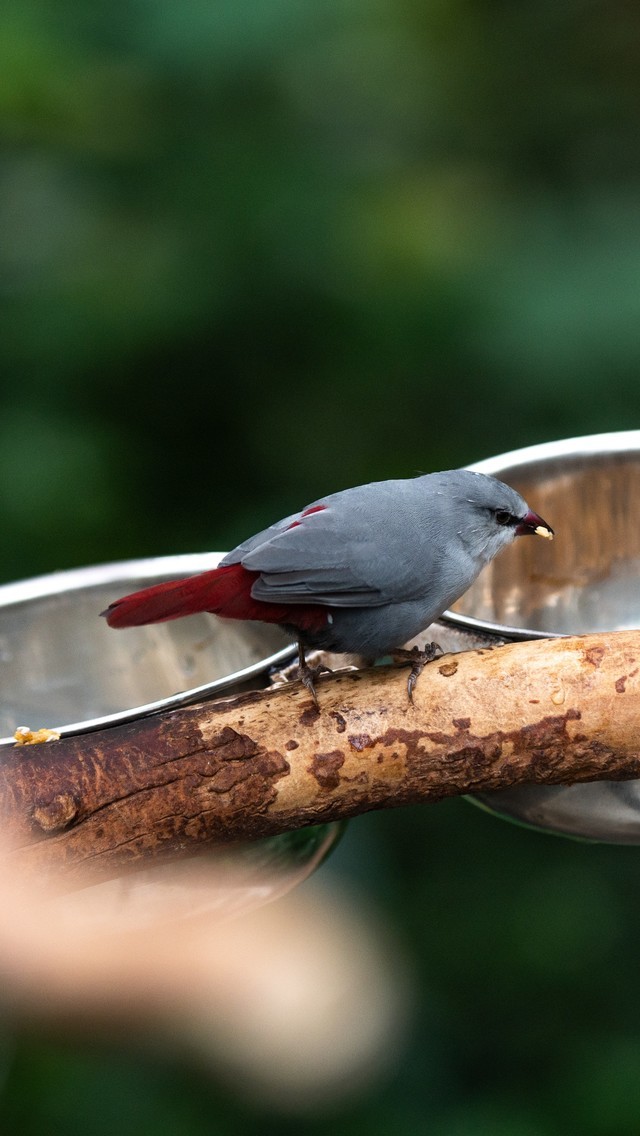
[
  {"left": 224, "top": 486, "right": 439, "bottom": 608},
  {"left": 219, "top": 513, "right": 299, "bottom": 562}
]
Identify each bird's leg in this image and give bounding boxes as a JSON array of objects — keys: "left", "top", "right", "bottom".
[
  {"left": 392, "top": 642, "right": 443, "bottom": 703},
  {"left": 296, "top": 641, "right": 333, "bottom": 709}
]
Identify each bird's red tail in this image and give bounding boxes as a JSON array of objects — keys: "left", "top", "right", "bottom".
[{"left": 102, "top": 562, "right": 327, "bottom": 632}]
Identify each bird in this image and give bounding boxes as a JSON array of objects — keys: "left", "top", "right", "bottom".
[{"left": 102, "top": 470, "right": 554, "bottom": 704}]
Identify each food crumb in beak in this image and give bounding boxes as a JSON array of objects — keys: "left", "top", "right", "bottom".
[{"left": 534, "top": 525, "right": 554, "bottom": 540}]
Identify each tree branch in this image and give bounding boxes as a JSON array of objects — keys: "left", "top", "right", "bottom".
[{"left": 3, "top": 631, "right": 640, "bottom": 887}]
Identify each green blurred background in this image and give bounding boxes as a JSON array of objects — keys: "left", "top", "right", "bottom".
[{"left": 2, "top": 0, "right": 640, "bottom": 1131}]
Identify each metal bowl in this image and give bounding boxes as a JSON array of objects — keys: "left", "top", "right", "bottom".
[
  {"left": 0, "top": 552, "right": 296, "bottom": 745},
  {"left": 440, "top": 431, "right": 640, "bottom": 843},
  {"left": 0, "top": 554, "right": 344, "bottom": 907}
]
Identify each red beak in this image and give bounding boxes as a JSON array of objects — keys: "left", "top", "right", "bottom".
[{"left": 516, "top": 510, "right": 554, "bottom": 540}]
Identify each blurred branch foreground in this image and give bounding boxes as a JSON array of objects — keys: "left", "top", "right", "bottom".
[{"left": 3, "top": 631, "right": 640, "bottom": 888}]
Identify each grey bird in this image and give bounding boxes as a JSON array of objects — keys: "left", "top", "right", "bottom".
[{"left": 103, "top": 470, "right": 554, "bottom": 702}]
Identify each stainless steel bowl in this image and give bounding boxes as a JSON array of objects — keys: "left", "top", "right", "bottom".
[
  {"left": 440, "top": 431, "right": 640, "bottom": 843},
  {"left": 0, "top": 553, "right": 297, "bottom": 744},
  {"left": 0, "top": 554, "right": 343, "bottom": 906}
]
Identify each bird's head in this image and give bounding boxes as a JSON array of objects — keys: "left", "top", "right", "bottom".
[{"left": 434, "top": 470, "right": 554, "bottom": 567}]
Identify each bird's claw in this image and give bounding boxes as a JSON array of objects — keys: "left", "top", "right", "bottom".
[
  {"left": 296, "top": 643, "right": 333, "bottom": 709},
  {"left": 298, "top": 661, "right": 333, "bottom": 709},
  {"left": 392, "top": 642, "right": 443, "bottom": 702}
]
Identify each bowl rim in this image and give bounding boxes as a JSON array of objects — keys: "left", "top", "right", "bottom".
[
  {"left": 0, "top": 552, "right": 297, "bottom": 747},
  {"left": 441, "top": 429, "right": 640, "bottom": 639}
]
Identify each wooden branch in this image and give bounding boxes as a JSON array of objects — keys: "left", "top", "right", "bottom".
[{"left": 2, "top": 631, "right": 640, "bottom": 887}]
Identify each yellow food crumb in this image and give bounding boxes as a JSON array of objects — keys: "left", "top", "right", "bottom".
[
  {"left": 535, "top": 525, "right": 554, "bottom": 541},
  {"left": 14, "top": 726, "right": 61, "bottom": 746}
]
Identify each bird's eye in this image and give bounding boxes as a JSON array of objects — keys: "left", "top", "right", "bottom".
[{"left": 494, "top": 509, "right": 513, "bottom": 526}]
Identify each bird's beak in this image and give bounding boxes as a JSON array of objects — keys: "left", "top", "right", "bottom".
[{"left": 516, "top": 510, "right": 554, "bottom": 540}]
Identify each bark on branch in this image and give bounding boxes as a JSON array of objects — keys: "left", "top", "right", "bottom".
[{"left": 3, "top": 631, "right": 640, "bottom": 887}]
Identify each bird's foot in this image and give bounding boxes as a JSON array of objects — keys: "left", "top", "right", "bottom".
[
  {"left": 265, "top": 643, "right": 332, "bottom": 709},
  {"left": 392, "top": 642, "right": 443, "bottom": 703},
  {"left": 296, "top": 643, "right": 333, "bottom": 709},
  {"left": 297, "top": 659, "right": 333, "bottom": 709},
  {"left": 270, "top": 649, "right": 333, "bottom": 693},
  {"left": 270, "top": 646, "right": 364, "bottom": 707}
]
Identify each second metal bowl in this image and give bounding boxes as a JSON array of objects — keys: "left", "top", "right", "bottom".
[{"left": 441, "top": 431, "right": 640, "bottom": 844}]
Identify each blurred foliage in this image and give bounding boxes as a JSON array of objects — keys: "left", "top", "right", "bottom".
[{"left": 2, "top": 0, "right": 640, "bottom": 1131}]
